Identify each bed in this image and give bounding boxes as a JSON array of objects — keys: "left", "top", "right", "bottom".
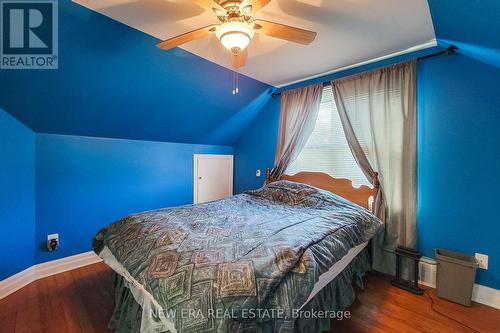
[{"left": 93, "top": 171, "right": 383, "bottom": 333}]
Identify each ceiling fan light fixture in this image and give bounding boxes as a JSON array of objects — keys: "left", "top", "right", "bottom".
[
  {"left": 215, "top": 22, "right": 255, "bottom": 51},
  {"left": 220, "top": 32, "right": 250, "bottom": 51}
]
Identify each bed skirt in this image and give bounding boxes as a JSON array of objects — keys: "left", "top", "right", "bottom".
[{"left": 106, "top": 248, "right": 371, "bottom": 333}]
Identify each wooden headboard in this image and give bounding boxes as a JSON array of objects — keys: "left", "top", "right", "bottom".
[{"left": 265, "top": 169, "right": 379, "bottom": 213}]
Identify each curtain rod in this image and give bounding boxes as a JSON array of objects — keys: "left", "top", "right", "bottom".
[{"left": 271, "top": 45, "right": 457, "bottom": 97}]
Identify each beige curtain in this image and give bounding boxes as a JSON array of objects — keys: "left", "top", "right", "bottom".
[
  {"left": 271, "top": 84, "right": 323, "bottom": 178},
  {"left": 331, "top": 61, "right": 417, "bottom": 274}
]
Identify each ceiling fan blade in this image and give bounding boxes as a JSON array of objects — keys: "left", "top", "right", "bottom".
[
  {"left": 252, "top": 19, "right": 317, "bottom": 45},
  {"left": 156, "top": 25, "right": 217, "bottom": 50},
  {"left": 231, "top": 49, "right": 247, "bottom": 69},
  {"left": 192, "top": 0, "right": 226, "bottom": 15},
  {"left": 239, "top": 0, "right": 271, "bottom": 16}
]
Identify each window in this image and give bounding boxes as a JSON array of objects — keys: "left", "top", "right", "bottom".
[{"left": 286, "top": 86, "right": 371, "bottom": 187}]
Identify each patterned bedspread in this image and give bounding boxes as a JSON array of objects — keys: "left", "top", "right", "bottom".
[{"left": 93, "top": 181, "right": 383, "bottom": 333}]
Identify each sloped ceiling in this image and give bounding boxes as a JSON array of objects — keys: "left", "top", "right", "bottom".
[
  {"left": 2, "top": 1, "right": 497, "bottom": 146},
  {"left": 0, "top": 1, "right": 272, "bottom": 146},
  {"left": 73, "top": 0, "right": 436, "bottom": 87},
  {"left": 428, "top": 0, "right": 500, "bottom": 69}
]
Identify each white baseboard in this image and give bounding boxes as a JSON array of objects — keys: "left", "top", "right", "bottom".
[
  {"left": 419, "top": 257, "right": 500, "bottom": 309},
  {"left": 0, "top": 266, "right": 36, "bottom": 300},
  {"left": 0, "top": 251, "right": 102, "bottom": 300},
  {"left": 471, "top": 284, "right": 500, "bottom": 309}
]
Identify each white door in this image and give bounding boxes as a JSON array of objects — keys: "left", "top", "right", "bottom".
[{"left": 193, "top": 154, "right": 233, "bottom": 204}]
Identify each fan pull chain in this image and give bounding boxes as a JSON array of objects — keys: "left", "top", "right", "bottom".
[
  {"left": 233, "top": 71, "right": 239, "bottom": 95},
  {"left": 232, "top": 70, "right": 240, "bottom": 94},
  {"left": 232, "top": 52, "right": 240, "bottom": 95}
]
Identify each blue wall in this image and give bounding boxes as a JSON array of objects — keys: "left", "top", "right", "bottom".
[
  {"left": 233, "top": 97, "right": 280, "bottom": 193},
  {"left": 419, "top": 0, "right": 500, "bottom": 288},
  {"left": 417, "top": 53, "right": 500, "bottom": 289},
  {"left": 0, "top": 110, "right": 35, "bottom": 279},
  {"left": 428, "top": 0, "right": 500, "bottom": 70},
  {"left": 35, "top": 133, "right": 232, "bottom": 263}
]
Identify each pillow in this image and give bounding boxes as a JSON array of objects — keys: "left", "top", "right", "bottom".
[
  {"left": 247, "top": 180, "right": 383, "bottom": 234},
  {"left": 246, "top": 180, "right": 334, "bottom": 207},
  {"left": 248, "top": 180, "right": 371, "bottom": 208},
  {"left": 265, "top": 180, "right": 319, "bottom": 192}
]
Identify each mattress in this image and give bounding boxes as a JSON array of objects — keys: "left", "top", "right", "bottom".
[
  {"left": 104, "top": 245, "right": 373, "bottom": 333},
  {"left": 301, "top": 241, "right": 369, "bottom": 309}
]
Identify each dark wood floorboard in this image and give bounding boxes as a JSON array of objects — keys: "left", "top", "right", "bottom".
[{"left": 0, "top": 262, "right": 499, "bottom": 332}]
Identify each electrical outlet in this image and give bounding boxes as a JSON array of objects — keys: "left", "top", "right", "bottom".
[
  {"left": 47, "top": 233, "right": 59, "bottom": 251},
  {"left": 475, "top": 253, "right": 488, "bottom": 270}
]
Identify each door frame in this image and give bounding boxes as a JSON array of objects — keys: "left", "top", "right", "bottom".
[{"left": 193, "top": 154, "right": 234, "bottom": 204}]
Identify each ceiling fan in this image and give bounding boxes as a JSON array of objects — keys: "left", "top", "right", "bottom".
[{"left": 156, "top": 0, "right": 317, "bottom": 93}]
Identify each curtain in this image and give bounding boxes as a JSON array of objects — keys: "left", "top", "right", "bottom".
[
  {"left": 331, "top": 61, "right": 417, "bottom": 274},
  {"left": 271, "top": 83, "right": 323, "bottom": 178}
]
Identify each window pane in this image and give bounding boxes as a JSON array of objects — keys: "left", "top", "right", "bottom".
[{"left": 286, "top": 86, "right": 371, "bottom": 188}]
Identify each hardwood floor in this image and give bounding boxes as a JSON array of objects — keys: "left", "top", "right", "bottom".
[{"left": 1, "top": 263, "right": 499, "bottom": 333}]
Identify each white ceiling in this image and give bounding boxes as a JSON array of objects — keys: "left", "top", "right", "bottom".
[{"left": 73, "top": 0, "right": 436, "bottom": 87}]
